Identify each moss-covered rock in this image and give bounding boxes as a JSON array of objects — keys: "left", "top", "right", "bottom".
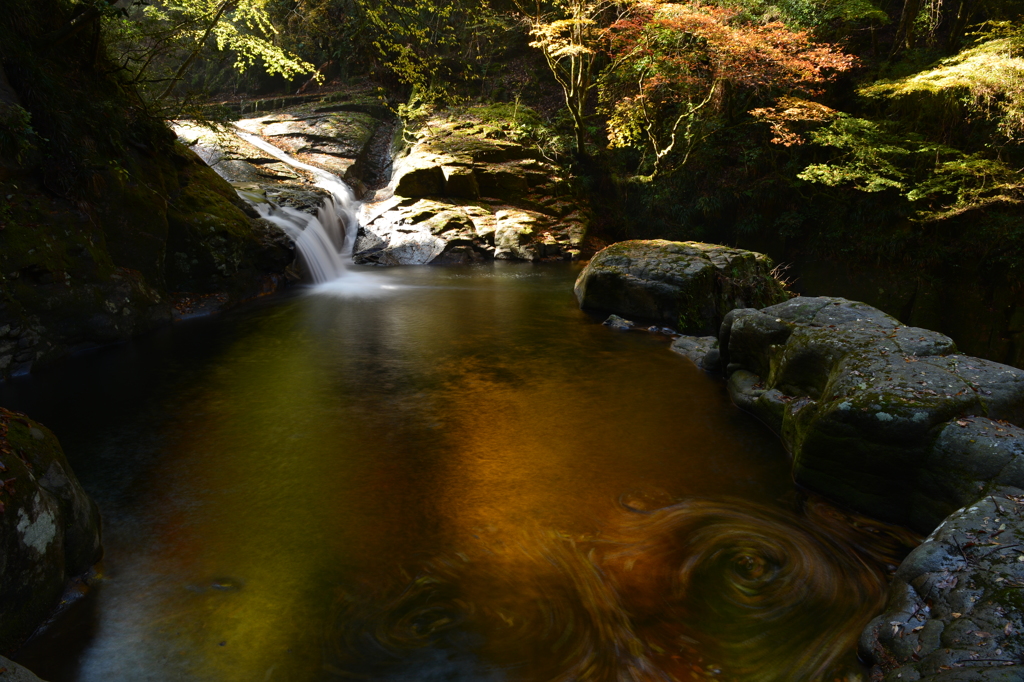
[
  {"left": 0, "top": 2, "right": 296, "bottom": 380},
  {"left": 356, "top": 108, "right": 588, "bottom": 266},
  {"left": 719, "top": 297, "right": 1024, "bottom": 530},
  {"left": 574, "top": 240, "right": 788, "bottom": 334},
  {"left": 861, "top": 489, "right": 1024, "bottom": 682},
  {"left": 0, "top": 408, "right": 101, "bottom": 653},
  {"left": 698, "top": 297, "right": 1024, "bottom": 680}
]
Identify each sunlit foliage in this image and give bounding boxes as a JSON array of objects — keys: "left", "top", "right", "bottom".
[
  {"left": 599, "top": 2, "right": 854, "bottom": 176},
  {"left": 103, "top": 0, "right": 318, "bottom": 115},
  {"left": 519, "top": 0, "right": 616, "bottom": 154},
  {"left": 860, "top": 23, "right": 1024, "bottom": 141},
  {"left": 797, "top": 114, "right": 1024, "bottom": 220},
  {"left": 353, "top": 0, "right": 513, "bottom": 104}
]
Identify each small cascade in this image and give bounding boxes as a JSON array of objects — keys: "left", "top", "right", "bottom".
[{"left": 234, "top": 130, "right": 360, "bottom": 283}]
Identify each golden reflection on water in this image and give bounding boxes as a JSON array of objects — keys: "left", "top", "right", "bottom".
[
  {"left": 327, "top": 495, "right": 918, "bottom": 682},
  {"left": 7, "top": 264, "right": 915, "bottom": 682}
]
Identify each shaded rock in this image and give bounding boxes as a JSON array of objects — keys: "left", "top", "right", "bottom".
[
  {"left": 393, "top": 152, "right": 446, "bottom": 197},
  {"left": 441, "top": 165, "right": 479, "bottom": 199},
  {"left": 671, "top": 335, "right": 721, "bottom": 372},
  {"left": 0, "top": 656, "right": 47, "bottom": 681},
  {"left": 0, "top": 408, "right": 101, "bottom": 652},
  {"left": 861, "top": 489, "right": 1024, "bottom": 682},
  {"left": 574, "top": 240, "right": 788, "bottom": 333},
  {"left": 602, "top": 314, "right": 634, "bottom": 330},
  {"left": 719, "top": 296, "right": 1024, "bottom": 530}
]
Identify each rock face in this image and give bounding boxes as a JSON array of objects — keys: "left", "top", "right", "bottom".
[
  {"left": 574, "top": 240, "right": 788, "bottom": 334},
  {"left": 0, "top": 408, "right": 101, "bottom": 653},
  {"left": 861, "top": 489, "right": 1024, "bottom": 681},
  {"left": 0, "top": 656, "right": 46, "bottom": 682},
  {"left": 712, "top": 297, "right": 1024, "bottom": 531},
  {"left": 659, "top": 294, "right": 1024, "bottom": 681},
  {"left": 355, "top": 108, "right": 589, "bottom": 266},
  {"left": 198, "top": 89, "right": 397, "bottom": 196},
  {"left": 0, "top": 0, "right": 296, "bottom": 381}
]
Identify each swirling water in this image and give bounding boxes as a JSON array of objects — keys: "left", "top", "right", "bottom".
[{"left": 0, "top": 264, "right": 915, "bottom": 682}]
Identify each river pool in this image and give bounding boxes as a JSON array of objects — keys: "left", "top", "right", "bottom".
[{"left": 2, "top": 263, "right": 897, "bottom": 682}]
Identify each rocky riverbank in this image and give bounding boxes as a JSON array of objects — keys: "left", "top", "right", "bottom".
[
  {"left": 0, "top": 408, "right": 101, "bottom": 655},
  {"left": 583, "top": 239, "right": 1024, "bottom": 681},
  {"left": 354, "top": 108, "right": 590, "bottom": 266},
  {"left": 182, "top": 100, "right": 593, "bottom": 269}
]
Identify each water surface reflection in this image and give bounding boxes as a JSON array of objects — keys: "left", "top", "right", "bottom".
[{"left": 0, "top": 263, "right": 909, "bottom": 681}]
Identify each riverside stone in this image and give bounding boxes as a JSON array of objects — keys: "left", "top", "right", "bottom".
[
  {"left": 574, "top": 240, "right": 788, "bottom": 334},
  {"left": 0, "top": 656, "right": 47, "bottom": 682},
  {"left": 718, "top": 296, "right": 1024, "bottom": 531},
  {"left": 0, "top": 408, "right": 101, "bottom": 653},
  {"left": 861, "top": 489, "right": 1024, "bottom": 681},
  {"left": 680, "top": 295, "right": 1024, "bottom": 680},
  {"left": 355, "top": 110, "right": 588, "bottom": 266}
]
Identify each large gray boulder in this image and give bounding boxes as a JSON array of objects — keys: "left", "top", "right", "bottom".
[
  {"left": 0, "top": 408, "right": 101, "bottom": 653},
  {"left": 660, "top": 295, "right": 1024, "bottom": 681},
  {"left": 719, "top": 296, "right": 1024, "bottom": 530},
  {"left": 861, "top": 489, "right": 1024, "bottom": 681},
  {"left": 574, "top": 240, "right": 788, "bottom": 334}
]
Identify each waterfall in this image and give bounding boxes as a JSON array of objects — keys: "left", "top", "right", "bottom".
[{"left": 234, "top": 130, "right": 359, "bottom": 283}]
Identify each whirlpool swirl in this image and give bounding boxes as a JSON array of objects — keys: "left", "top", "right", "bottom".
[{"left": 326, "top": 496, "right": 918, "bottom": 682}]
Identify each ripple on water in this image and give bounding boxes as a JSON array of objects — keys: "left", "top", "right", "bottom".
[{"left": 325, "top": 495, "right": 919, "bottom": 682}]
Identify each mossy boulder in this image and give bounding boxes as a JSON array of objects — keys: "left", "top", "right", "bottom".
[
  {"left": 861, "top": 489, "right": 1024, "bottom": 681},
  {"left": 574, "top": 240, "right": 788, "bottom": 333},
  {"left": 357, "top": 108, "right": 588, "bottom": 266},
  {"left": 0, "top": 139, "right": 294, "bottom": 379},
  {"left": 0, "top": 408, "right": 101, "bottom": 653},
  {"left": 720, "top": 297, "right": 1024, "bottom": 530}
]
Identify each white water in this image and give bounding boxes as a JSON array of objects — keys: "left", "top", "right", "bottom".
[{"left": 234, "top": 130, "right": 359, "bottom": 283}]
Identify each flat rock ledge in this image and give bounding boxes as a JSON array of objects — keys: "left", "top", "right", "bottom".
[
  {"left": 669, "top": 296, "right": 1024, "bottom": 681},
  {"left": 355, "top": 112, "right": 589, "bottom": 266},
  {"left": 0, "top": 408, "right": 101, "bottom": 654},
  {"left": 574, "top": 240, "right": 788, "bottom": 334}
]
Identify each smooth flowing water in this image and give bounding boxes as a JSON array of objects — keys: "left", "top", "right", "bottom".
[{"left": 1, "top": 264, "right": 908, "bottom": 682}]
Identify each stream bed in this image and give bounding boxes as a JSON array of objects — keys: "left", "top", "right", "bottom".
[{"left": 1, "top": 263, "right": 900, "bottom": 682}]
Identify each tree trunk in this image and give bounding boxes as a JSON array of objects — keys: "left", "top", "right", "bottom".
[{"left": 892, "top": 0, "right": 923, "bottom": 54}]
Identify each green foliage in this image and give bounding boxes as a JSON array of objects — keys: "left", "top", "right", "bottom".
[
  {"left": 860, "top": 23, "right": 1024, "bottom": 141},
  {"left": 798, "top": 114, "right": 1024, "bottom": 220},
  {"left": 719, "top": 0, "right": 888, "bottom": 31},
  {"left": 102, "top": 0, "right": 318, "bottom": 115},
  {"left": 0, "top": 104, "right": 38, "bottom": 164},
  {"left": 519, "top": 0, "right": 611, "bottom": 154},
  {"left": 355, "top": 0, "right": 513, "bottom": 104}
]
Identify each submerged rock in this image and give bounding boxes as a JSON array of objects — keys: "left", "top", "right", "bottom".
[
  {"left": 574, "top": 240, "right": 788, "bottom": 334},
  {"left": 0, "top": 408, "right": 101, "bottom": 653},
  {"left": 602, "top": 314, "right": 634, "bottom": 330},
  {"left": 670, "top": 335, "right": 721, "bottom": 372}
]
